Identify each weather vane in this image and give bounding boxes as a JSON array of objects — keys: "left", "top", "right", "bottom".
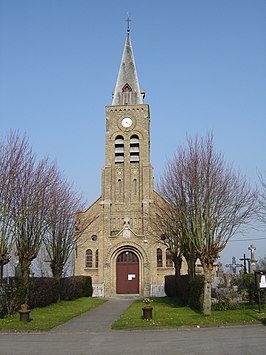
[{"left": 126, "top": 15, "right": 131, "bottom": 33}]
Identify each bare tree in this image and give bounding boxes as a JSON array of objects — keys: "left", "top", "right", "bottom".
[
  {"left": 14, "top": 154, "right": 59, "bottom": 303},
  {"left": 0, "top": 130, "right": 88, "bottom": 303},
  {"left": 0, "top": 131, "right": 30, "bottom": 279},
  {"left": 158, "top": 133, "right": 257, "bottom": 315},
  {"left": 157, "top": 173, "right": 199, "bottom": 279},
  {"left": 44, "top": 178, "right": 84, "bottom": 284},
  {"left": 151, "top": 193, "right": 183, "bottom": 278}
]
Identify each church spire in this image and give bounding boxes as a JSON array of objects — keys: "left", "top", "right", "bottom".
[{"left": 112, "top": 23, "right": 145, "bottom": 105}]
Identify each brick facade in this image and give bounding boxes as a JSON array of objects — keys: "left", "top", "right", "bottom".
[{"left": 74, "top": 32, "right": 186, "bottom": 297}]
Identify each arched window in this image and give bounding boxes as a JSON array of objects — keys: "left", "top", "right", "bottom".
[
  {"left": 133, "top": 178, "right": 137, "bottom": 194},
  {"left": 85, "top": 249, "right": 93, "bottom": 268},
  {"left": 157, "top": 248, "right": 162, "bottom": 267},
  {"left": 117, "top": 251, "right": 138, "bottom": 263},
  {"left": 122, "top": 83, "right": 132, "bottom": 104},
  {"left": 95, "top": 249, "right": 99, "bottom": 268},
  {"left": 130, "top": 135, "right": 139, "bottom": 162},
  {"left": 115, "top": 135, "right": 124, "bottom": 163},
  {"left": 166, "top": 248, "right": 173, "bottom": 267}
]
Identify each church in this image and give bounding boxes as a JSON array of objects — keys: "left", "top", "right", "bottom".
[{"left": 74, "top": 26, "right": 186, "bottom": 297}]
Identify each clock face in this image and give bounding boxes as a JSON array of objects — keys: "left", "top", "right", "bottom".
[{"left": 122, "top": 117, "right": 133, "bottom": 128}]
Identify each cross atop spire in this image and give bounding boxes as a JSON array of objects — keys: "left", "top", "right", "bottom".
[{"left": 126, "top": 15, "right": 131, "bottom": 33}]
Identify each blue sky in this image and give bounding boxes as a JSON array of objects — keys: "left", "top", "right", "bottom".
[{"left": 0, "top": 0, "right": 265, "bottom": 267}]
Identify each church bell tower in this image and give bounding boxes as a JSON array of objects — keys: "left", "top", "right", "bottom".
[
  {"left": 74, "top": 25, "right": 177, "bottom": 297},
  {"left": 102, "top": 26, "right": 154, "bottom": 239}
]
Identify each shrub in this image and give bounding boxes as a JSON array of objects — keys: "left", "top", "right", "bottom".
[
  {"left": 238, "top": 274, "right": 256, "bottom": 304},
  {"left": 28, "top": 276, "right": 93, "bottom": 308},
  {"left": 188, "top": 275, "right": 204, "bottom": 310},
  {"left": 212, "top": 283, "right": 239, "bottom": 311},
  {"left": 29, "top": 278, "right": 59, "bottom": 308},
  {"left": 60, "top": 277, "right": 81, "bottom": 300},
  {"left": 60, "top": 276, "right": 93, "bottom": 300},
  {"left": 212, "top": 299, "right": 230, "bottom": 311},
  {"left": 164, "top": 275, "right": 177, "bottom": 297},
  {"left": 176, "top": 275, "right": 190, "bottom": 305},
  {"left": 0, "top": 276, "right": 93, "bottom": 317},
  {"left": 164, "top": 274, "right": 204, "bottom": 310},
  {"left": 237, "top": 273, "right": 266, "bottom": 304},
  {"left": 82, "top": 276, "right": 93, "bottom": 297},
  {"left": 0, "top": 278, "right": 17, "bottom": 316}
]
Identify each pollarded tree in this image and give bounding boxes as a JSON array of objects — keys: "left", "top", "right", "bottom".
[
  {"left": 157, "top": 168, "right": 199, "bottom": 279},
  {"left": 0, "top": 131, "right": 31, "bottom": 279},
  {"left": 44, "top": 178, "right": 85, "bottom": 284},
  {"left": 14, "top": 154, "right": 59, "bottom": 303},
  {"left": 158, "top": 133, "right": 257, "bottom": 315}
]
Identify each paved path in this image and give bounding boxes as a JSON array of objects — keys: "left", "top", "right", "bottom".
[
  {"left": 52, "top": 297, "right": 134, "bottom": 333},
  {"left": 0, "top": 298, "right": 265, "bottom": 354}
]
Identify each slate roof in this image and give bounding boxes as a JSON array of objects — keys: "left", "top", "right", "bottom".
[{"left": 112, "top": 32, "right": 144, "bottom": 105}]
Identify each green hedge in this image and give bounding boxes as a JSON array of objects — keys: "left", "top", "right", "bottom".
[
  {"left": 164, "top": 275, "right": 204, "bottom": 310},
  {"left": 187, "top": 275, "right": 204, "bottom": 310},
  {"left": 29, "top": 278, "right": 59, "bottom": 307},
  {"left": 59, "top": 276, "right": 93, "bottom": 300},
  {"left": 0, "top": 276, "right": 93, "bottom": 316},
  {"left": 176, "top": 275, "right": 190, "bottom": 305},
  {"left": 164, "top": 275, "right": 177, "bottom": 297},
  {"left": 30, "top": 276, "right": 93, "bottom": 307},
  {"left": 82, "top": 275, "right": 93, "bottom": 297}
]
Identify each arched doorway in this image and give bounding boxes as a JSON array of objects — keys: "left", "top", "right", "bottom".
[{"left": 116, "top": 251, "right": 139, "bottom": 294}]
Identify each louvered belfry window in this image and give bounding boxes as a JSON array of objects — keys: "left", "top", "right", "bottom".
[
  {"left": 115, "top": 136, "right": 124, "bottom": 163},
  {"left": 130, "top": 135, "right": 139, "bottom": 162}
]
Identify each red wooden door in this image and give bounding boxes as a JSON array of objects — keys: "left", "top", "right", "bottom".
[{"left": 116, "top": 251, "right": 139, "bottom": 294}]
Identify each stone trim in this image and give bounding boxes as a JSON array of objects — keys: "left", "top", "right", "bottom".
[{"left": 104, "top": 241, "right": 149, "bottom": 265}]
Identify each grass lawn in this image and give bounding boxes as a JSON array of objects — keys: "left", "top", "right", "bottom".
[
  {"left": 0, "top": 297, "right": 106, "bottom": 332},
  {"left": 112, "top": 297, "right": 266, "bottom": 330}
]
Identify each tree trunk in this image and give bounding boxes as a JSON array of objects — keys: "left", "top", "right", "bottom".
[
  {"left": 0, "top": 253, "right": 10, "bottom": 280},
  {"left": 18, "top": 258, "right": 31, "bottom": 304},
  {"left": 173, "top": 255, "right": 182, "bottom": 279},
  {"left": 187, "top": 257, "right": 196, "bottom": 280},
  {"left": 202, "top": 265, "right": 213, "bottom": 316},
  {"left": 183, "top": 251, "right": 197, "bottom": 280},
  {"left": 50, "top": 261, "right": 63, "bottom": 301},
  {"left": 56, "top": 277, "right": 61, "bottom": 302}
]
